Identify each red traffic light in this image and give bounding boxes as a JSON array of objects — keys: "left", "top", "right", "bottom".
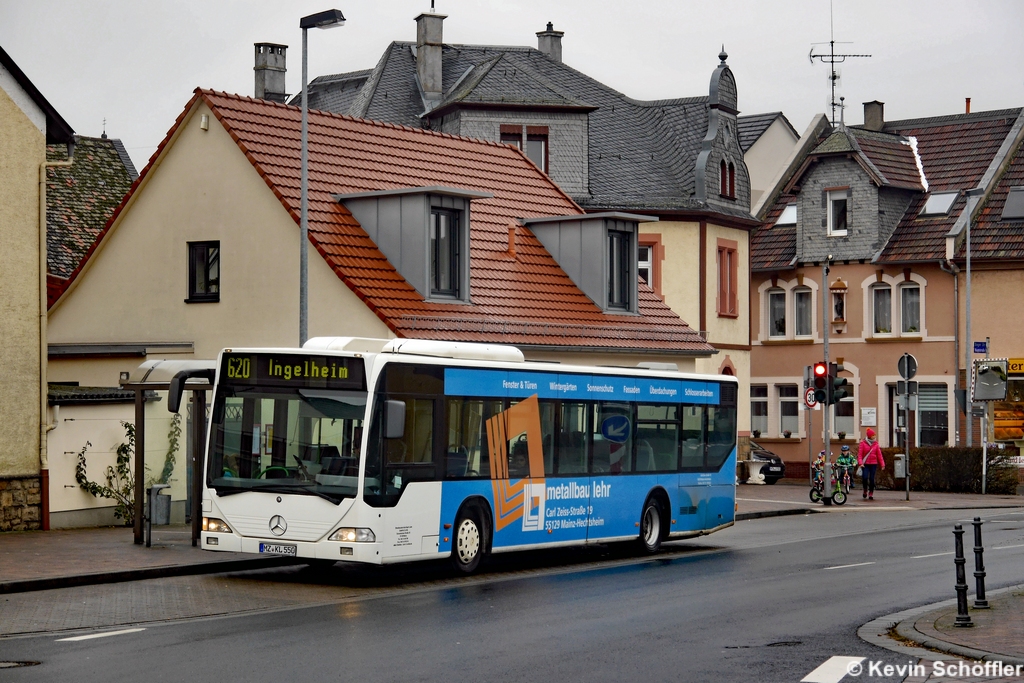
[{"left": 813, "top": 362, "right": 828, "bottom": 377}]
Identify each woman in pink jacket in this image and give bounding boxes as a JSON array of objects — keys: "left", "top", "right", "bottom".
[{"left": 858, "top": 428, "right": 885, "bottom": 500}]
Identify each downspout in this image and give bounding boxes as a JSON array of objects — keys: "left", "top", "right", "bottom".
[
  {"left": 39, "top": 138, "right": 75, "bottom": 530},
  {"left": 939, "top": 258, "right": 960, "bottom": 444}
]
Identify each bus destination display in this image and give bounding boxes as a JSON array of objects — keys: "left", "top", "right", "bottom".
[{"left": 220, "top": 353, "right": 365, "bottom": 390}]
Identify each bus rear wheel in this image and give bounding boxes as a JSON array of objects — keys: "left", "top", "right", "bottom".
[
  {"left": 452, "top": 507, "right": 485, "bottom": 574},
  {"left": 639, "top": 498, "right": 663, "bottom": 553}
]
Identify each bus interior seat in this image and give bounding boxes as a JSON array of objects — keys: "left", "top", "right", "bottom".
[{"left": 446, "top": 447, "right": 469, "bottom": 478}]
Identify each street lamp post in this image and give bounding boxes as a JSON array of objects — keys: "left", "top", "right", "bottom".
[
  {"left": 299, "top": 9, "right": 345, "bottom": 346},
  {"left": 964, "top": 187, "right": 984, "bottom": 446}
]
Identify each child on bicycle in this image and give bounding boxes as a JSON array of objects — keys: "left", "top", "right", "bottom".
[{"left": 836, "top": 445, "right": 857, "bottom": 492}]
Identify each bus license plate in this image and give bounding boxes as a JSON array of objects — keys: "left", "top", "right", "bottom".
[{"left": 259, "top": 542, "right": 297, "bottom": 556}]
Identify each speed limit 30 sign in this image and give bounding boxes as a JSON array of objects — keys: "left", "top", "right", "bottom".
[{"left": 804, "top": 386, "right": 817, "bottom": 408}]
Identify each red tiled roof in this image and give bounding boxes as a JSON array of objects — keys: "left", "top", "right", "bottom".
[
  {"left": 68, "top": 89, "right": 710, "bottom": 353},
  {"left": 851, "top": 130, "right": 924, "bottom": 191},
  {"left": 961, "top": 141, "right": 1024, "bottom": 260},
  {"left": 751, "top": 200, "right": 796, "bottom": 271},
  {"left": 878, "top": 112, "right": 1019, "bottom": 262}
]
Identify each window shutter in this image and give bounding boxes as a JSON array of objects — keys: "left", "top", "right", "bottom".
[{"left": 918, "top": 385, "right": 948, "bottom": 411}]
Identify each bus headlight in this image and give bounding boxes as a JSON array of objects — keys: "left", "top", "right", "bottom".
[
  {"left": 203, "top": 517, "right": 232, "bottom": 533},
  {"left": 328, "top": 527, "right": 375, "bottom": 543}
]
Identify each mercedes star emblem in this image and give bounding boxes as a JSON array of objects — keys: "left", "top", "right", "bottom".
[{"left": 269, "top": 515, "right": 287, "bottom": 536}]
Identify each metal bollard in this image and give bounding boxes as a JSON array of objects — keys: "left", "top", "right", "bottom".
[
  {"left": 953, "top": 524, "right": 973, "bottom": 627},
  {"left": 972, "top": 517, "right": 989, "bottom": 609}
]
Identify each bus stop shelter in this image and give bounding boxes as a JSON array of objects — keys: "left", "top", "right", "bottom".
[{"left": 120, "top": 360, "right": 215, "bottom": 545}]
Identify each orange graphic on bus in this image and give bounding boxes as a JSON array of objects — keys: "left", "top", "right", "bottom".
[{"left": 486, "top": 395, "right": 546, "bottom": 532}]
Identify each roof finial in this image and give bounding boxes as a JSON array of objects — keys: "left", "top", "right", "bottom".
[
  {"left": 719, "top": 45, "right": 728, "bottom": 64},
  {"left": 101, "top": 117, "right": 107, "bottom": 139}
]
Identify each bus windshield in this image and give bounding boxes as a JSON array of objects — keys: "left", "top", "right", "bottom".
[{"left": 208, "top": 386, "right": 367, "bottom": 503}]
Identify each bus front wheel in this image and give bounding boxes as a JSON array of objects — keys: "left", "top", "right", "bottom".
[
  {"left": 639, "top": 498, "right": 664, "bottom": 553},
  {"left": 452, "top": 507, "right": 485, "bottom": 574}
]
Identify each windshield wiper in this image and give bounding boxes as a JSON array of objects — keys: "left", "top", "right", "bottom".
[{"left": 246, "top": 482, "right": 345, "bottom": 505}]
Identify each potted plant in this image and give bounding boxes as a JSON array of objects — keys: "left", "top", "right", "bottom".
[
  {"left": 752, "top": 429, "right": 761, "bottom": 438},
  {"left": 782, "top": 430, "right": 792, "bottom": 438},
  {"left": 837, "top": 431, "right": 846, "bottom": 440}
]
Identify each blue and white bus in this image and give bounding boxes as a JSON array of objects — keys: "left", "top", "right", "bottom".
[{"left": 190, "top": 337, "right": 737, "bottom": 573}]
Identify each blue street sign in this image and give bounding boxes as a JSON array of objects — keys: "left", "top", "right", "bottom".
[
  {"left": 601, "top": 415, "right": 631, "bottom": 443},
  {"left": 974, "top": 341, "right": 988, "bottom": 354}
]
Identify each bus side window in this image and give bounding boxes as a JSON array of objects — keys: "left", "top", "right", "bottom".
[
  {"left": 556, "top": 402, "right": 588, "bottom": 475},
  {"left": 445, "top": 398, "right": 495, "bottom": 478},
  {"left": 681, "top": 405, "right": 705, "bottom": 469}
]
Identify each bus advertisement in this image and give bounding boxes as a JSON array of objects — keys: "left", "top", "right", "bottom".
[{"left": 188, "top": 338, "right": 737, "bottom": 573}]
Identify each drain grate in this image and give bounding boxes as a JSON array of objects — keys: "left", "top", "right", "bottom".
[{"left": 0, "top": 661, "right": 40, "bottom": 668}]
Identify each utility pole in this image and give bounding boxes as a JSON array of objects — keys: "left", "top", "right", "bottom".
[{"left": 822, "top": 256, "right": 833, "bottom": 505}]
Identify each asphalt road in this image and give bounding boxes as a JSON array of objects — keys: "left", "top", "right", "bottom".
[{"left": 2, "top": 507, "right": 1023, "bottom": 683}]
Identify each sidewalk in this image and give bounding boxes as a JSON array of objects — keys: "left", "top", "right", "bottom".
[
  {"left": 0, "top": 525, "right": 296, "bottom": 594},
  {"left": 859, "top": 585, "right": 1024, "bottom": 682},
  {"left": 735, "top": 480, "right": 1024, "bottom": 520}
]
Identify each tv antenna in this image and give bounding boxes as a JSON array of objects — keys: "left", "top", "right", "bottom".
[{"left": 809, "top": 1, "right": 870, "bottom": 125}]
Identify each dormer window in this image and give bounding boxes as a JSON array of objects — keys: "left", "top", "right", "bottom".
[
  {"left": 719, "top": 160, "right": 736, "bottom": 199},
  {"left": 431, "top": 208, "right": 460, "bottom": 297},
  {"left": 608, "top": 229, "right": 632, "bottom": 309},
  {"left": 335, "top": 185, "right": 492, "bottom": 305},
  {"left": 827, "top": 188, "right": 850, "bottom": 236},
  {"left": 522, "top": 211, "right": 658, "bottom": 314}
]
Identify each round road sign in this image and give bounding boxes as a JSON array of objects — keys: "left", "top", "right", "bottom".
[
  {"left": 898, "top": 353, "right": 918, "bottom": 380},
  {"left": 804, "top": 387, "right": 817, "bottom": 408}
]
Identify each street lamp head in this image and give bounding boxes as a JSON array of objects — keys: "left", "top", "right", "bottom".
[{"left": 300, "top": 9, "right": 345, "bottom": 30}]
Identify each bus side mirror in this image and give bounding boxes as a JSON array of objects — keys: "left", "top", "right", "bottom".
[
  {"left": 168, "top": 368, "right": 216, "bottom": 413},
  {"left": 385, "top": 400, "right": 406, "bottom": 440}
]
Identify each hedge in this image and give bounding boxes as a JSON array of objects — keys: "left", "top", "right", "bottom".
[{"left": 873, "top": 446, "right": 1019, "bottom": 494}]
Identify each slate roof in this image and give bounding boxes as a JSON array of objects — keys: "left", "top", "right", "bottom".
[
  {"left": 752, "top": 108, "right": 1024, "bottom": 268},
  {"left": 46, "top": 136, "right": 137, "bottom": 307},
  {"left": 878, "top": 109, "right": 1020, "bottom": 262},
  {"left": 299, "top": 41, "right": 753, "bottom": 219},
  {"left": 304, "top": 69, "right": 372, "bottom": 114},
  {"left": 86, "top": 89, "right": 712, "bottom": 354},
  {"left": 737, "top": 112, "right": 796, "bottom": 153}
]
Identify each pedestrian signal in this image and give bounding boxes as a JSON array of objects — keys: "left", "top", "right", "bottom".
[
  {"left": 812, "top": 362, "right": 828, "bottom": 404},
  {"left": 829, "top": 362, "right": 849, "bottom": 405}
]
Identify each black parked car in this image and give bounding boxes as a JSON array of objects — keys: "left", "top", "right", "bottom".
[{"left": 748, "top": 441, "right": 786, "bottom": 484}]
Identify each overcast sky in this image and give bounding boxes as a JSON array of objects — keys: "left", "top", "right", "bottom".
[{"left": 2, "top": 0, "right": 1022, "bottom": 169}]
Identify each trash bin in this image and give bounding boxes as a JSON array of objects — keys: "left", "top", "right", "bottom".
[
  {"left": 894, "top": 455, "right": 906, "bottom": 479},
  {"left": 148, "top": 484, "right": 171, "bottom": 525}
]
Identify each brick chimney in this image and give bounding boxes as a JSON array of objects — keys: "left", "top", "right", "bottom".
[
  {"left": 863, "top": 100, "right": 885, "bottom": 132},
  {"left": 254, "top": 43, "right": 288, "bottom": 103},
  {"left": 415, "top": 12, "right": 446, "bottom": 104},
  {"left": 536, "top": 22, "right": 564, "bottom": 62}
]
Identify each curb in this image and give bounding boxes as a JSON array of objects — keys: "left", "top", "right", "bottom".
[
  {"left": 736, "top": 507, "right": 818, "bottom": 521},
  {"left": 0, "top": 556, "right": 301, "bottom": 595},
  {"left": 858, "top": 584, "right": 1024, "bottom": 665}
]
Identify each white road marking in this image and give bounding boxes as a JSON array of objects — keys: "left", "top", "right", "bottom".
[
  {"left": 912, "top": 551, "right": 954, "bottom": 559},
  {"left": 992, "top": 543, "right": 1024, "bottom": 550},
  {"left": 824, "top": 561, "right": 875, "bottom": 570},
  {"left": 802, "top": 656, "right": 865, "bottom": 683},
  {"left": 56, "top": 628, "right": 146, "bottom": 642}
]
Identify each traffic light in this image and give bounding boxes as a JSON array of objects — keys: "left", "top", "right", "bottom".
[
  {"left": 829, "top": 362, "right": 849, "bottom": 405},
  {"left": 812, "top": 362, "right": 828, "bottom": 404}
]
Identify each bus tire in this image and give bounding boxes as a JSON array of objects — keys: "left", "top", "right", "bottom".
[
  {"left": 639, "top": 497, "right": 664, "bottom": 554},
  {"left": 452, "top": 506, "right": 486, "bottom": 574}
]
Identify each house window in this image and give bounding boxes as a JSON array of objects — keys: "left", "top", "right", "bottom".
[
  {"left": 499, "top": 124, "right": 522, "bottom": 150},
  {"left": 768, "top": 288, "right": 786, "bottom": 338},
  {"left": 608, "top": 229, "right": 632, "bottom": 309},
  {"left": 750, "top": 385, "right": 768, "bottom": 436},
  {"left": 827, "top": 189, "right": 849, "bottom": 236},
  {"left": 918, "top": 384, "right": 949, "bottom": 446},
  {"left": 794, "top": 288, "right": 812, "bottom": 337},
  {"left": 637, "top": 235, "right": 663, "bottom": 296},
  {"left": 901, "top": 284, "right": 920, "bottom": 334},
  {"left": 526, "top": 128, "right": 548, "bottom": 173},
  {"left": 716, "top": 239, "right": 738, "bottom": 317},
  {"left": 832, "top": 291, "right": 846, "bottom": 322},
  {"left": 430, "top": 208, "right": 460, "bottom": 297},
  {"left": 833, "top": 387, "right": 855, "bottom": 436},
  {"left": 187, "top": 241, "right": 220, "bottom": 303},
  {"left": 720, "top": 160, "right": 736, "bottom": 199},
  {"left": 779, "top": 385, "right": 799, "bottom": 435},
  {"left": 873, "top": 285, "right": 892, "bottom": 334}
]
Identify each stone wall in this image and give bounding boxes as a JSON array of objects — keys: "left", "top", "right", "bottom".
[{"left": 0, "top": 476, "right": 42, "bottom": 531}]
